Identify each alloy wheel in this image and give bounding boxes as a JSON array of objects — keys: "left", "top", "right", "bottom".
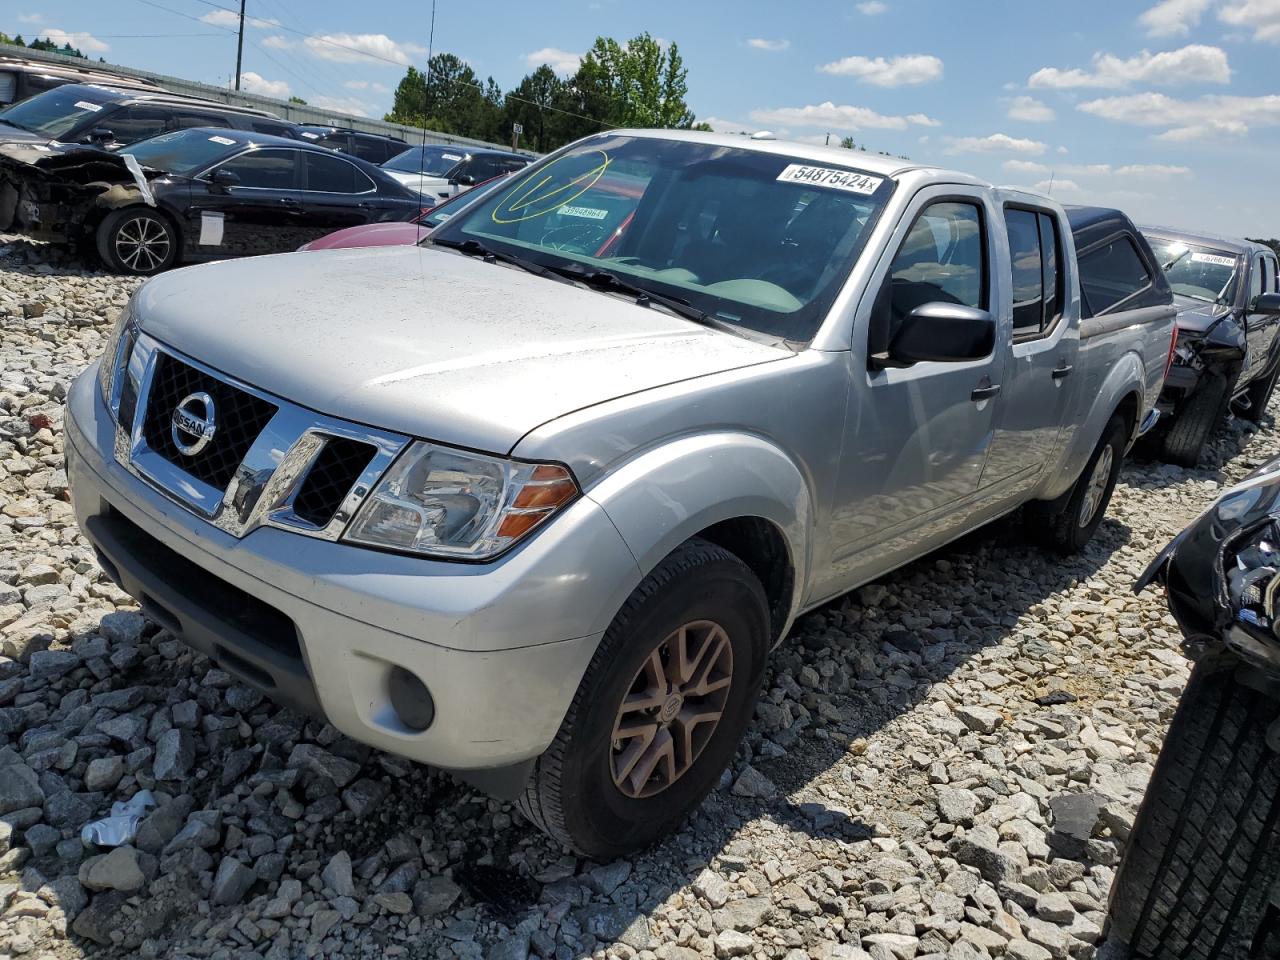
[
  {"left": 1078, "top": 444, "right": 1114, "bottom": 528},
  {"left": 609, "top": 619, "right": 734, "bottom": 799},
  {"left": 114, "top": 215, "right": 171, "bottom": 273}
]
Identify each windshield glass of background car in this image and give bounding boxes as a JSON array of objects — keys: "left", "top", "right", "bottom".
[
  {"left": 384, "top": 146, "right": 464, "bottom": 176},
  {"left": 122, "top": 129, "right": 238, "bottom": 176},
  {"left": 1150, "top": 238, "right": 1238, "bottom": 303},
  {"left": 419, "top": 176, "right": 510, "bottom": 229},
  {"left": 0, "top": 86, "right": 116, "bottom": 139},
  {"left": 430, "top": 135, "right": 894, "bottom": 341}
]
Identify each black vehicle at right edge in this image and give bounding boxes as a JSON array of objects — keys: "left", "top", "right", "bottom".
[
  {"left": 1110, "top": 458, "right": 1280, "bottom": 959},
  {"left": 1140, "top": 227, "right": 1280, "bottom": 466}
]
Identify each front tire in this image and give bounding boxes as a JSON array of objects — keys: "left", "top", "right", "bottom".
[
  {"left": 517, "top": 538, "right": 769, "bottom": 858},
  {"left": 1160, "top": 370, "right": 1237, "bottom": 467},
  {"left": 1028, "top": 413, "right": 1126, "bottom": 555},
  {"left": 95, "top": 208, "right": 179, "bottom": 275}
]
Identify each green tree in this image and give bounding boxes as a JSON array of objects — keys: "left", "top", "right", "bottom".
[
  {"left": 288, "top": 95, "right": 307, "bottom": 105},
  {"left": 503, "top": 64, "right": 579, "bottom": 152},
  {"left": 573, "top": 33, "right": 695, "bottom": 129},
  {"left": 385, "top": 54, "right": 502, "bottom": 142}
]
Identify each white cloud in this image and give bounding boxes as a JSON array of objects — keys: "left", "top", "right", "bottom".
[
  {"left": 1006, "top": 96, "right": 1054, "bottom": 122},
  {"left": 36, "top": 28, "right": 110, "bottom": 53},
  {"left": 857, "top": 1, "right": 888, "bottom": 13},
  {"left": 523, "top": 47, "right": 582, "bottom": 74},
  {"left": 1028, "top": 44, "right": 1230, "bottom": 89},
  {"left": 1078, "top": 91, "right": 1280, "bottom": 140},
  {"left": 750, "top": 102, "right": 940, "bottom": 130},
  {"left": 1219, "top": 0, "right": 1280, "bottom": 42},
  {"left": 302, "top": 33, "right": 427, "bottom": 66},
  {"left": 309, "top": 94, "right": 374, "bottom": 118},
  {"left": 344, "top": 80, "right": 391, "bottom": 94},
  {"left": 1138, "top": 0, "right": 1213, "bottom": 36},
  {"left": 17, "top": 12, "right": 43, "bottom": 24},
  {"left": 945, "top": 133, "right": 1047, "bottom": 154},
  {"left": 262, "top": 35, "right": 292, "bottom": 49},
  {"left": 199, "top": 10, "right": 280, "bottom": 29},
  {"left": 1003, "top": 159, "right": 1192, "bottom": 178},
  {"left": 1033, "top": 178, "right": 1082, "bottom": 195},
  {"left": 747, "top": 38, "right": 790, "bottom": 51},
  {"left": 239, "top": 71, "right": 290, "bottom": 99},
  {"left": 818, "top": 53, "right": 943, "bottom": 86}
]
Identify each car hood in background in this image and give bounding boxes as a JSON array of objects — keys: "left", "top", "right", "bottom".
[
  {"left": 135, "top": 246, "right": 789, "bottom": 453},
  {"left": 299, "top": 221, "right": 429, "bottom": 251},
  {"left": 1173, "top": 294, "right": 1234, "bottom": 335}
]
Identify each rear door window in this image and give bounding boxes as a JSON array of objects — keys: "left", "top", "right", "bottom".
[
  {"left": 304, "top": 152, "right": 372, "bottom": 193},
  {"left": 350, "top": 135, "right": 389, "bottom": 163},
  {"left": 1003, "top": 206, "right": 1064, "bottom": 338},
  {"left": 1078, "top": 236, "right": 1152, "bottom": 316},
  {"left": 104, "top": 105, "right": 170, "bottom": 143},
  {"left": 173, "top": 111, "right": 232, "bottom": 130}
]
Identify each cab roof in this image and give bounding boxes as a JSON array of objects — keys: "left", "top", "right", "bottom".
[
  {"left": 1139, "top": 224, "right": 1271, "bottom": 258},
  {"left": 52, "top": 82, "right": 283, "bottom": 120}
]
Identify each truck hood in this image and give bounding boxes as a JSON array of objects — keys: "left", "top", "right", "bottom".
[
  {"left": 1173, "top": 294, "right": 1233, "bottom": 335},
  {"left": 135, "top": 245, "right": 789, "bottom": 452}
]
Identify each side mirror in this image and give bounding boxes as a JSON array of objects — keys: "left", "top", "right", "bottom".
[
  {"left": 1251, "top": 292, "right": 1280, "bottom": 316},
  {"left": 451, "top": 174, "right": 476, "bottom": 187},
  {"left": 209, "top": 168, "right": 240, "bottom": 189},
  {"left": 888, "top": 302, "right": 995, "bottom": 365},
  {"left": 81, "top": 128, "right": 115, "bottom": 145}
]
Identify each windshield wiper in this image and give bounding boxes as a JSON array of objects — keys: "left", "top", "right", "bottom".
[
  {"left": 429, "top": 236, "right": 575, "bottom": 286},
  {"left": 545, "top": 263, "right": 728, "bottom": 331}
]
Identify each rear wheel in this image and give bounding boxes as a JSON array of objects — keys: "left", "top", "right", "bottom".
[
  {"left": 96, "top": 208, "right": 179, "bottom": 276},
  {"left": 516, "top": 538, "right": 769, "bottom": 858},
  {"left": 1028, "top": 413, "right": 1126, "bottom": 555},
  {"left": 1107, "top": 659, "right": 1280, "bottom": 960},
  {"left": 1160, "top": 370, "right": 1237, "bottom": 467}
]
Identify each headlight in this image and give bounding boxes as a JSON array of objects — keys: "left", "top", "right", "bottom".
[
  {"left": 97, "top": 296, "right": 140, "bottom": 410},
  {"left": 344, "top": 442, "right": 579, "bottom": 560}
]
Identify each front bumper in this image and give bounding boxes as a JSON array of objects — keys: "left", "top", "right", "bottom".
[{"left": 65, "top": 366, "right": 642, "bottom": 774}]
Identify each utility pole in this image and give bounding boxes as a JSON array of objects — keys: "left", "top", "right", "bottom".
[
  {"left": 825, "top": 131, "right": 830, "bottom": 146},
  {"left": 234, "top": 0, "right": 246, "bottom": 90}
]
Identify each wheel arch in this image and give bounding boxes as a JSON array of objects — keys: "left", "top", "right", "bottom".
[{"left": 584, "top": 431, "right": 811, "bottom": 643}]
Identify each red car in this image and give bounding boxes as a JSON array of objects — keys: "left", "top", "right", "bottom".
[{"left": 297, "top": 176, "right": 507, "bottom": 251}]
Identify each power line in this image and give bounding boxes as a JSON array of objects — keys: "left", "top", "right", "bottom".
[{"left": 165, "top": 0, "right": 613, "bottom": 129}]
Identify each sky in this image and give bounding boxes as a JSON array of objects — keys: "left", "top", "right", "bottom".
[{"left": 12, "top": 0, "right": 1280, "bottom": 237}]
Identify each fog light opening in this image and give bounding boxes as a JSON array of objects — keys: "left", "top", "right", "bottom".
[{"left": 388, "top": 666, "right": 435, "bottom": 731}]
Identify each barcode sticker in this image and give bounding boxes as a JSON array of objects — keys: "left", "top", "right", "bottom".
[{"left": 776, "top": 163, "right": 883, "bottom": 195}]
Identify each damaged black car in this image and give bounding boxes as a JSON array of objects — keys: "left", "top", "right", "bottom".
[
  {"left": 1110, "top": 459, "right": 1280, "bottom": 958},
  {"left": 0, "top": 126, "right": 422, "bottom": 274},
  {"left": 1140, "top": 227, "right": 1280, "bottom": 467}
]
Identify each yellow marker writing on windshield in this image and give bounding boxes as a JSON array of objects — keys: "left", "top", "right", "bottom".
[{"left": 492, "top": 151, "right": 612, "bottom": 225}]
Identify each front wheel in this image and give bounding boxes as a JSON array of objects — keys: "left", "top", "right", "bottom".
[
  {"left": 516, "top": 538, "right": 769, "bottom": 858},
  {"left": 95, "top": 208, "right": 179, "bottom": 275},
  {"left": 1028, "top": 413, "right": 1126, "bottom": 555}
]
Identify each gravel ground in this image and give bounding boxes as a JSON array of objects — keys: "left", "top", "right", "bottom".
[{"left": 1, "top": 238, "right": 1277, "bottom": 960}]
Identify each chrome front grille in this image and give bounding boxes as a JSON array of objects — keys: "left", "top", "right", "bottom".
[{"left": 108, "top": 333, "right": 407, "bottom": 541}]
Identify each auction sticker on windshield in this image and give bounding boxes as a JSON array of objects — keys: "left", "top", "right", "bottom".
[
  {"left": 74, "top": 101, "right": 102, "bottom": 112},
  {"left": 559, "top": 206, "right": 609, "bottom": 220},
  {"left": 1191, "top": 252, "right": 1236, "bottom": 268},
  {"left": 776, "top": 164, "right": 883, "bottom": 195},
  {"left": 208, "top": 136, "right": 236, "bottom": 146}
]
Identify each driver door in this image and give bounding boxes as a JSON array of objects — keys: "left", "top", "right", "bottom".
[
  {"left": 184, "top": 148, "right": 304, "bottom": 260},
  {"left": 822, "top": 188, "right": 1005, "bottom": 592}
]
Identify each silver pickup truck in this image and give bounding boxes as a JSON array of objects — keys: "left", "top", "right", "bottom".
[{"left": 66, "top": 130, "right": 1174, "bottom": 857}]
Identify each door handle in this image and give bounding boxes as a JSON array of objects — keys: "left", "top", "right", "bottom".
[
  {"left": 279, "top": 197, "right": 301, "bottom": 211},
  {"left": 970, "top": 383, "right": 1001, "bottom": 402},
  {"left": 1051, "top": 364, "right": 1074, "bottom": 380}
]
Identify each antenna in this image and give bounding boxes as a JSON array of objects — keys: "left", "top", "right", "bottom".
[
  {"left": 1046, "top": 171, "right": 1055, "bottom": 196},
  {"left": 417, "top": 0, "right": 437, "bottom": 200}
]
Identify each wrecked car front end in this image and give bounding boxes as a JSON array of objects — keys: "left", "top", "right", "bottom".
[
  {"left": 1138, "top": 455, "right": 1280, "bottom": 677},
  {"left": 1157, "top": 299, "right": 1247, "bottom": 416},
  {"left": 0, "top": 142, "right": 157, "bottom": 244}
]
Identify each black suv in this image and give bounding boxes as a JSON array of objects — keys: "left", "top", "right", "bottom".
[
  {"left": 1141, "top": 227, "right": 1280, "bottom": 465},
  {"left": 0, "top": 82, "right": 297, "bottom": 151},
  {"left": 0, "top": 55, "right": 162, "bottom": 107},
  {"left": 296, "top": 125, "right": 408, "bottom": 164}
]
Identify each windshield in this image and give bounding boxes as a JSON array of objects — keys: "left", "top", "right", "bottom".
[
  {"left": 429, "top": 134, "right": 894, "bottom": 341},
  {"left": 122, "top": 128, "right": 240, "bottom": 176},
  {"left": 0, "top": 85, "right": 117, "bottom": 140},
  {"left": 419, "top": 175, "right": 510, "bottom": 229},
  {"left": 1148, "top": 236, "right": 1239, "bottom": 303},
  {"left": 384, "top": 145, "right": 465, "bottom": 176}
]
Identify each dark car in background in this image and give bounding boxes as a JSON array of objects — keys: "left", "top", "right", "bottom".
[
  {"left": 381, "top": 143, "right": 530, "bottom": 199},
  {"left": 0, "top": 83, "right": 296, "bottom": 151},
  {"left": 296, "top": 125, "right": 408, "bottom": 164},
  {"left": 0, "top": 55, "right": 162, "bottom": 107},
  {"left": 1141, "top": 227, "right": 1280, "bottom": 465},
  {"left": 94, "top": 128, "right": 422, "bottom": 273}
]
